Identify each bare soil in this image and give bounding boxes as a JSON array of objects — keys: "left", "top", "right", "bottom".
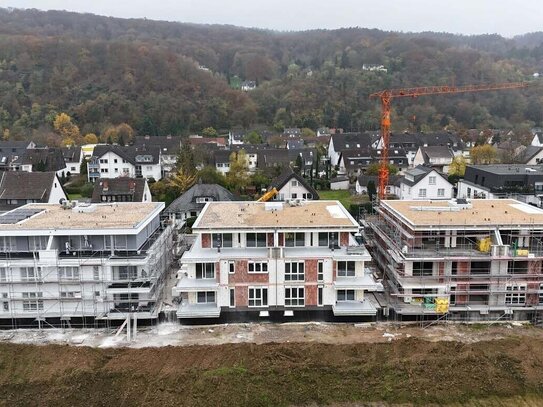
[{"left": 2, "top": 324, "right": 543, "bottom": 406}]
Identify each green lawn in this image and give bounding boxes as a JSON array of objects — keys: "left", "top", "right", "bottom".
[
  {"left": 318, "top": 190, "right": 368, "bottom": 209},
  {"left": 67, "top": 193, "right": 83, "bottom": 200}
]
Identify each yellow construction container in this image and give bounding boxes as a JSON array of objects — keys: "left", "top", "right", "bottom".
[
  {"left": 435, "top": 297, "right": 449, "bottom": 314},
  {"left": 477, "top": 237, "right": 492, "bottom": 253},
  {"left": 516, "top": 249, "right": 529, "bottom": 257}
]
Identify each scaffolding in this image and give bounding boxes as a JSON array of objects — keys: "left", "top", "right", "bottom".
[
  {"left": 364, "top": 202, "right": 543, "bottom": 324},
  {"left": 0, "top": 222, "right": 175, "bottom": 330}
]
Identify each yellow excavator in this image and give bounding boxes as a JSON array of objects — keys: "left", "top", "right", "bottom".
[{"left": 257, "top": 187, "right": 278, "bottom": 202}]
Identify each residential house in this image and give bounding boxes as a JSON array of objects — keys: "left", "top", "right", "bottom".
[
  {"left": 397, "top": 166, "right": 453, "bottom": 200},
  {"left": 531, "top": 129, "right": 543, "bottom": 147},
  {"left": 12, "top": 148, "right": 67, "bottom": 177},
  {"left": 516, "top": 146, "right": 543, "bottom": 165},
  {"left": 88, "top": 145, "right": 162, "bottom": 183},
  {"left": 133, "top": 135, "right": 183, "bottom": 176},
  {"left": 0, "top": 172, "right": 67, "bottom": 213},
  {"left": 165, "top": 182, "right": 236, "bottom": 225},
  {"left": 338, "top": 148, "right": 408, "bottom": 176},
  {"left": 330, "top": 176, "right": 350, "bottom": 191},
  {"left": 286, "top": 139, "right": 304, "bottom": 150},
  {"left": 283, "top": 128, "right": 301, "bottom": 138},
  {"left": 172, "top": 200, "right": 382, "bottom": 320},
  {"left": 91, "top": 178, "right": 151, "bottom": 203},
  {"left": 368, "top": 198, "right": 543, "bottom": 321},
  {"left": 0, "top": 141, "right": 36, "bottom": 172},
  {"left": 457, "top": 165, "right": 543, "bottom": 206},
  {"left": 317, "top": 127, "right": 331, "bottom": 137},
  {"left": 228, "top": 130, "right": 245, "bottom": 146},
  {"left": 327, "top": 132, "right": 379, "bottom": 167},
  {"left": 356, "top": 174, "right": 402, "bottom": 197},
  {"left": 412, "top": 146, "right": 455, "bottom": 172},
  {"left": 187, "top": 135, "right": 227, "bottom": 149},
  {"left": 61, "top": 146, "right": 83, "bottom": 175},
  {"left": 0, "top": 202, "right": 173, "bottom": 326},
  {"left": 241, "top": 81, "right": 256, "bottom": 91},
  {"left": 269, "top": 168, "right": 319, "bottom": 201}
]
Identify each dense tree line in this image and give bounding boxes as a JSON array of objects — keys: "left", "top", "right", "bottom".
[{"left": 0, "top": 7, "right": 542, "bottom": 142}]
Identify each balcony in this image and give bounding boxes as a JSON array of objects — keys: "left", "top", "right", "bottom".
[
  {"left": 332, "top": 300, "right": 377, "bottom": 316},
  {"left": 334, "top": 271, "right": 383, "bottom": 291},
  {"left": 177, "top": 302, "right": 221, "bottom": 318},
  {"left": 174, "top": 277, "right": 219, "bottom": 293}
]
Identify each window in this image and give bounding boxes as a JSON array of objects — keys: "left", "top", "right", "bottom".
[
  {"left": 0, "top": 236, "right": 16, "bottom": 252},
  {"left": 285, "top": 232, "right": 305, "bottom": 247},
  {"left": 449, "top": 287, "right": 456, "bottom": 305},
  {"left": 291, "top": 180, "right": 299, "bottom": 187},
  {"left": 93, "top": 266, "right": 99, "bottom": 280},
  {"left": 506, "top": 284, "right": 526, "bottom": 305},
  {"left": 291, "top": 193, "right": 298, "bottom": 199},
  {"left": 196, "top": 197, "right": 213, "bottom": 203},
  {"left": 508, "top": 261, "right": 529, "bottom": 275},
  {"left": 337, "top": 261, "right": 355, "bottom": 277},
  {"left": 196, "top": 263, "right": 215, "bottom": 279},
  {"left": 58, "top": 266, "right": 80, "bottom": 280},
  {"left": 467, "top": 187, "right": 472, "bottom": 198},
  {"left": 246, "top": 233, "right": 267, "bottom": 248},
  {"left": 429, "top": 176, "right": 436, "bottom": 185},
  {"left": 197, "top": 291, "right": 216, "bottom": 303},
  {"left": 229, "top": 261, "right": 235, "bottom": 274},
  {"left": 0, "top": 267, "right": 6, "bottom": 282},
  {"left": 539, "top": 284, "right": 543, "bottom": 305},
  {"left": 114, "top": 159, "right": 118, "bottom": 163},
  {"left": 100, "top": 168, "right": 108, "bottom": 173},
  {"left": 471, "top": 261, "right": 491, "bottom": 275},
  {"left": 285, "top": 287, "right": 304, "bottom": 306},
  {"left": 318, "top": 286, "right": 323, "bottom": 306},
  {"left": 29, "top": 236, "right": 48, "bottom": 251},
  {"left": 285, "top": 262, "right": 305, "bottom": 281},
  {"left": 60, "top": 291, "right": 81, "bottom": 299},
  {"left": 437, "top": 188, "right": 445, "bottom": 197},
  {"left": 22, "top": 292, "right": 43, "bottom": 311},
  {"left": 229, "top": 288, "right": 235, "bottom": 307},
  {"left": 318, "top": 261, "right": 324, "bottom": 282},
  {"left": 412, "top": 262, "right": 433, "bottom": 277},
  {"left": 318, "top": 232, "right": 338, "bottom": 248},
  {"left": 20, "top": 267, "right": 41, "bottom": 282},
  {"left": 418, "top": 188, "right": 427, "bottom": 198},
  {"left": 248, "top": 262, "right": 268, "bottom": 273},
  {"left": 212, "top": 233, "right": 233, "bottom": 248},
  {"left": 248, "top": 287, "right": 268, "bottom": 307},
  {"left": 115, "top": 266, "right": 137, "bottom": 280},
  {"left": 337, "top": 290, "right": 355, "bottom": 301}
]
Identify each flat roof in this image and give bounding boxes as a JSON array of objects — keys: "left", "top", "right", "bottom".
[
  {"left": 0, "top": 202, "right": 163, "bottom": 232},
  {"left": 382, "top": 199, "right": 543, "bottom": 228},
  {"left": 468, "top": 164, "right": 543, "bottom": 175},
  {"left": 193, "top": 201, "right": 358, "bottom": 229}
]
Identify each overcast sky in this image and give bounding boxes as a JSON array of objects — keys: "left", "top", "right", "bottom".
[{"left": 1, "top": 0, "right": 541, "bottom": 37}]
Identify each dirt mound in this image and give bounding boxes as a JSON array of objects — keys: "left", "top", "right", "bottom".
[{"left": 0, "top": 338, "right": 542, "bottom": 406}]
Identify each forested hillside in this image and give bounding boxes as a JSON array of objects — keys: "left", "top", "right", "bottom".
[{"left": 0, "top": 7, "right": 542, "bottom": 144}]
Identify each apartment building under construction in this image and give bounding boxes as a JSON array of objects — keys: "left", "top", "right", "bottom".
[
  {"left": 172, "top": 200, "right": 383, "bottom": 321},
  {"left": 367, "top": 198, "right": 543, "bottom": 321},
  {"left": 0, "top": 201, "right": 174, "bottom": 328}
]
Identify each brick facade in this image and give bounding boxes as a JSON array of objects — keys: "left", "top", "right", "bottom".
[
  {"left": 305, "top": 259, "right": 318, "bottom": 282},
  {"left": 278, "top": 233, "right": 284, "bottom": 246},
  {"left": 235, "top": 286, "right": 248, "bottom": 307},
  {"left": 340, "top": 232, "right": 349, "bottom": 246},
  {"left": 201, "top": 233, "right": 211, "bottom": 248},
  {"left": 229, "top": 260, "right": 269, "bottom": 284},
  {"left": 267, "top": 233, "right": 274, "bottom": 247},
  {"left": 305, "top": 284, "right": 317, "bottom": 306}
]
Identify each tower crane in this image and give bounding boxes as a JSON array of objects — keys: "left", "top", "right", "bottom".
[{"left": 370, "top": 82, "right": 529, "bottom": 199}]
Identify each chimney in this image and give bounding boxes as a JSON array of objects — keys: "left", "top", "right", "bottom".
[
  {"left": 145, "top": 135, "right": 150, "bottom": 140},
  {"left": 103, "top": 180, "right": 109, "bottom": 192},
  {"left": 129, "top": 180, "right": 136, "bottom": 192}
]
